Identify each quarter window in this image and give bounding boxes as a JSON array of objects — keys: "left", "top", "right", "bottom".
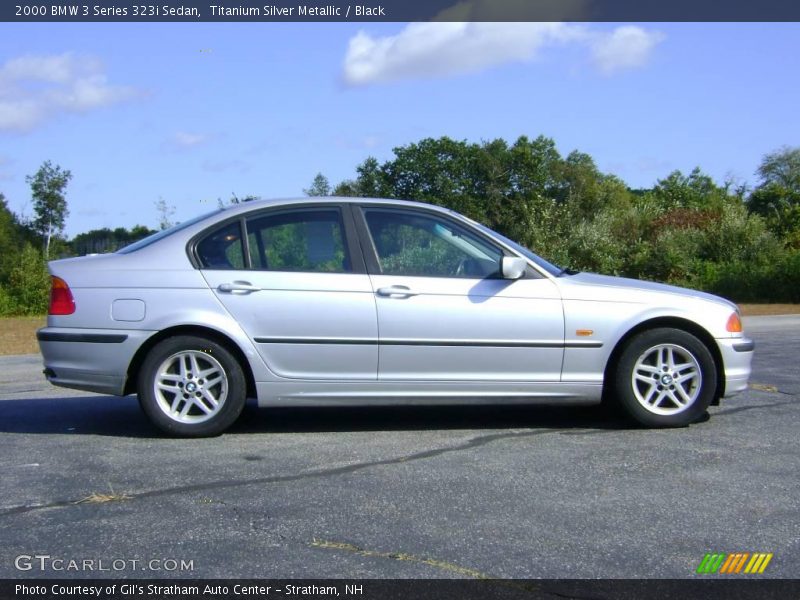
[
  {"left": 196, "top": 221, "right": 245, "bottom": 270},
  {"left": 363, "top": 209, "right": 503, "bottom": 278},
  {"left": 246, "top": 209, "right": 350, "bottom": 273}
]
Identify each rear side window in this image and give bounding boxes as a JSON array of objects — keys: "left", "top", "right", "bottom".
[
  {"left": 196, "top": 221, "right": 245, "bottom": 270},
  {"left": 246, "top": 209, "right": 350, "bottom": 273}
]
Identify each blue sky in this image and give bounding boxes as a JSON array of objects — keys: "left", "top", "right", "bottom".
[{"left": 0, "top": 22, "right": 798, "bottom": 237}]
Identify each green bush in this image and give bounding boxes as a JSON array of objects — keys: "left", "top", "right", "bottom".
[
  {"left": 685, "top": 250, "right": 800, "bottom": 303},
  {"left": 0, "top": 285, "right": 14, "bottom": 316},
  {"left": 5, "top": 244, "right": 50, "bottom": 315}
]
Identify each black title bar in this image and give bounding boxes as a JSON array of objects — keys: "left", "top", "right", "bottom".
[{"left": 4, "top": 0, "right": 800, "bottom": 22}]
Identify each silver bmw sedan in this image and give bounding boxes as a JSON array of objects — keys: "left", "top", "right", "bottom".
[{"left": 37, "top": 197, "right": 754, "bottom": 436}]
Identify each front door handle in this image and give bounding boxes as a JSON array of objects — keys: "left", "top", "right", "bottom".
[
  {"left": 218, "top": 281, "right": 261, "bottom": 294},
  {"left": 376, "top": 285, "right": 418, "bottom": 297}
]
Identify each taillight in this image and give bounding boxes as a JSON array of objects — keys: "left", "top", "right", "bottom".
[
  {"left": 49, "top": 276, "right": 75, "bottom": 315},
  {"left": 726, "top": 312, "right": 743, "bottom": 333}
]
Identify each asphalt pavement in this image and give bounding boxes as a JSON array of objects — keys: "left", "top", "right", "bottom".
[{"left": 0, "top": 316, "right": 797, "bottom": 579}]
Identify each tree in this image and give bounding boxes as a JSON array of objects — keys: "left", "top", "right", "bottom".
[
  {"left": 218, "top": 193, "right": 261, "bottom": 207},
  {"left": 155, "top": 198, "right": 176, "bottom": 230},
  {"left": 26, "top": 160, "right": 72, "bottom": 258},
  {"left": 71, "top": 225, "right": 156, "bottom": 255},
  {"left": 303, "top": 173, "right": 331, "bottom": 197},
  {"left": 758, "top": 146, "right": 800, "bottom": 191},
  {"left": 651, "top": 168, "right": 726, "bottom": 211},
  {"left": 0, "top": 193, "right": 22, "bottom": 283},
  {"left": 747, "top": 147, "right": 800, "bottom": 247}
]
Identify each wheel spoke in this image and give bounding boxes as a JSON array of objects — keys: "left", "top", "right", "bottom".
[
  {"left": 204, "top": 375, "right": 223, "bottom": 389},
  {"left": 189, "top": 353, "right": 202, "bottom": 377},
  {"left": 666, "top": 389, "right": 685, "bottom": 407},
  {"left": 642, "top": 385, "right": 659, "bottom": 406},
  {"left": 636, "top": 364, "right": 660, "bottom": 376},
  {"left": 656, "top": 347, "right": 666, "bottom": 369},
  {"left": 179, "top": 399, "right": 194, "bottom": 417},
  {"left": 179, "top": 355, "right": 189, "bottom": 379},
  {"left": 666, "top": 347, "right": 676, "bottom": 370},
  {"left": 193, "top": 393, "right": 214, "bottom": 414},
  {"left": 199, "top": 389, "right": 219, "bottom": 410},
  {"left": 673, "top": 384, "right": 692, "bottom": 405}
]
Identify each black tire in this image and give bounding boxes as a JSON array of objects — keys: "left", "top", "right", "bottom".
[
  {"left": 611, "top": 328, "right": 716, "bottom": 428},
  {"left": 137, "top": 335, "right": 247, "bottom": 437}
]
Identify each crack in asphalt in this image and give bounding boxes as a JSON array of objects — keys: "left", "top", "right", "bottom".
[
  {"left": 714, "top": 400, "right": 796, "bottom": 417},
  {"left": 0, "top": 427, "right": 563, "bottom": 518}
]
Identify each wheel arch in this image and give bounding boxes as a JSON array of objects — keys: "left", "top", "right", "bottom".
[
  {"left": 124, "top": 325, "right": 257, "bottom": 399},
  {"left": 603, "top": 316, "right": 725, "bottom": 405}
]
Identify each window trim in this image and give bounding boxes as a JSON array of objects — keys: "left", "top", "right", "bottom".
[
  {"left": 352, "top": 204, "right": 533, "bottom": 280},
  {"left": 188, "top": 203, "right": 366, "bottom": 274}
]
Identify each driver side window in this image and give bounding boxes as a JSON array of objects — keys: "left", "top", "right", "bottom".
[{"left": 363, "top": 209, "right": 503, "bottom": 278}]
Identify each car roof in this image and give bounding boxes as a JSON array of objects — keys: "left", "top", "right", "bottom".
[{"left": 218, "top": 196, "right": 453, "bottom": 218}]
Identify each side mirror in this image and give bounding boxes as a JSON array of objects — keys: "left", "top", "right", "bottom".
[{"left": 501, "top": 256, "right": 527, "bottom": 280}]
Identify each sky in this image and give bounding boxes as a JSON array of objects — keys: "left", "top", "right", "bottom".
[{"left": 0, "top": 21, "right": 798, "bottom": 237}]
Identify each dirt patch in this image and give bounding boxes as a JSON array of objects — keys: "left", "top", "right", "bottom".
[
  {"left": 739, "top": 304, "right": 800, "bottom": 316},
  {"left": 0, "top": 317, "right": 45, "bottom": 356}
]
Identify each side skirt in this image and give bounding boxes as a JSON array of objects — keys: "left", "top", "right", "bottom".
[{"left": 254, "top": 381, "right": 603, "bottom": 407}]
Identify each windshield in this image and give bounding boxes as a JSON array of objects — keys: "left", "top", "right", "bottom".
[
  {"left": 469, "top": 220, "right": 563, "bottom": 277},
  {"left": 117, "top": 208, "right": 224, "bottom": 254}
]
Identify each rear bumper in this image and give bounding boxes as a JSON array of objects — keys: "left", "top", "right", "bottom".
[
  {"left": 716, "top": 336, "right": 755, "bottom": 397},
  {"left": 37, "top": 327, "right": 152, "bottom": 396}
]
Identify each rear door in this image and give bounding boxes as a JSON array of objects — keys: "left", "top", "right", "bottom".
[
  {"left": 354, "top": 206, "right": 564, "bottom": 382},
  {"left": 198, "top": 204, "right": 378, "bottom": 380}
]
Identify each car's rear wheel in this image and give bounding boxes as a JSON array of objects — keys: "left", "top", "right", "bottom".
[
  {"left": 138, "top": 335, "right": 246, "bottom": 437},
  {"left": 613, "top": 328, "right": 716, "bottom": 427}
]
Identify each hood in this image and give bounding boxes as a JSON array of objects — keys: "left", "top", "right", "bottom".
[{"left": 562, "top": 272, "right": 737, "bottom": 310}]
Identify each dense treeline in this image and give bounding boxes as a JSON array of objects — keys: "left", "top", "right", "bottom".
[
  {"left": 1, "top": 137, "right": 798, "bottom": 316},
  {"left": 322, "top": 136, "right": 800, "bottom": 303}
]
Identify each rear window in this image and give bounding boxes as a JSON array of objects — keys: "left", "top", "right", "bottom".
[{"left": 117, "top": 208, "right": 224, "bottom": 254}]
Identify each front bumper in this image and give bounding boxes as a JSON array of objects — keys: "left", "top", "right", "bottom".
[
  {"left": 37, "top": 327, "right": 153, "bottom": 396},
  {"left": 716, "top": 336, "right": 755, "bottom": 397}
]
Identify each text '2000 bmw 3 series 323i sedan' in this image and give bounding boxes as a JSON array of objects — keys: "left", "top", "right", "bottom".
[{"left": 37, "top": 197, "right": 754, "bottom": 436}]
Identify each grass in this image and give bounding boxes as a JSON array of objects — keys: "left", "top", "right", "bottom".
[
  {"left": 0, "top": 304, "right": 798, "bottom": 357},
  {"left": 737, "top": 304, "right": 800, "bottom": 316},
  {"left": 0, "top": 316, "right": 45, "bottom": 356},
  {"left": 74, "top": 484, "right": 132, "bottom": 504}
]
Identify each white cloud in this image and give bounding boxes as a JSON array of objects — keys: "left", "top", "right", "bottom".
[
  {"left": 171, "top": 131, "right": 210, "bottom": 148},
  {"left": 0, "top": 52, "right": 138, "bottom": 133},
  {"left": 342, "top": 23, "right": 664, "bottom": 86},
  {"left": 590, "top": 26, "right": 665, "bottom": 75}
]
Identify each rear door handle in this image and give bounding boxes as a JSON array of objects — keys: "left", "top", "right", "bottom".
[
  {"left": 218, "top": 281, "right": 261, "bottom": 294},
  {"left": 376, "top": 285, "right": 418, "bottom": 297}
]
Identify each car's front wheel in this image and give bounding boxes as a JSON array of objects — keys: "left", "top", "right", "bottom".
[
  {"left": 138, "top": 335, "right": 247, "bottom": 437},
  {"left": 613, "top": 328, "right": 717, "bottom": 427}
]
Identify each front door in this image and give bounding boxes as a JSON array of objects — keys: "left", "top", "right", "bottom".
[{"left": 356, "top": 207, "right": 564, "bottom": 382}]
